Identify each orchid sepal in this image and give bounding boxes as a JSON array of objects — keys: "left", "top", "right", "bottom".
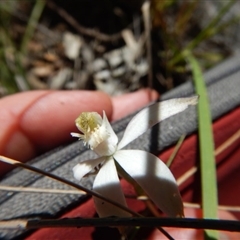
[
  {"left": 93, "top": 157, "right": 131, "bottom": 217},
  {"left": 114, "top": 149, "right": 184, "bottom": 217},
  {"left": 117, "top": 96, "right": 198, "bottom": 150},
  {"left": 73, "top": 156, "right": 106, "bottom": 181}
]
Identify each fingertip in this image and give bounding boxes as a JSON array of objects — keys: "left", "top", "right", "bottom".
[
  {"left": 111, "top": 88, "right": 159, "bottom": 121},
  {"left": 148, "top": 88, "right": 159, "bottom": 102}
]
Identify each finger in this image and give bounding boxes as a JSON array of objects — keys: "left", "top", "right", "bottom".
[
  {"left": 111, "top": 88, "right": 159, "bottom": 121},
  {"left": 0, "top": 91, "right": 112, "bottom": 170}
]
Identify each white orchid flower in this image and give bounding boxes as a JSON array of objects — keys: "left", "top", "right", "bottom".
[{"left": 71, "top": 96, "right": 198, "bottom": 218}]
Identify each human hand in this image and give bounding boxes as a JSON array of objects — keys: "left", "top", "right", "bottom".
[{"left": 0, "top": 89, "right": 158, "bottom": 175}]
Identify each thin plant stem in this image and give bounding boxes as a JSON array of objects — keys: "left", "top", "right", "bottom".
[
  {"left": 183, "top": 202, "right": 240, "bottom": 213},
  {"left": 166, "top": 134, "right": 186, "bottom": 167},
  {"left": 177, "top": 129, "right": 240, "bottom": 187},
  {"left": 0, "top": 185, "right": 85, "bottom": 195},
  {"left": 1, "top": 217, "right": 239, "bottom": 232},
  {"left": 142, "top": 1, "right": 153, "bottom": 90},
  {"left": 1, "top": 185, "right": 240, "bottom": 213}
]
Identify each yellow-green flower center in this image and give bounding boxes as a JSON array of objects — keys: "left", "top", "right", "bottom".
[{"left": 75, "top": 112, "right": 102, "bottom": 134}]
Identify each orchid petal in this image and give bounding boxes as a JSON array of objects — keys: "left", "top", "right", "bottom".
[
  {"left": 93, "top": 111, "right": 118, "bottom": 156},
  {"left": 114, "top": 150, "right": 184, "bottom": 217},
  {"left": 73, "top": 156, "right": 106, "bottom": 181},
  {"left": 117, "top": 96, "right": 198, "bottom": 150},
  {"left": 102, "top": 111, "right": 118, "bottom": 145},
  {"left": 93, "top": 157, "right": 130, "bottom": 217}
]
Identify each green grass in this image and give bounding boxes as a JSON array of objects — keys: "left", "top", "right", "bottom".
[
  {"left": 186, "top": 52, "right": 218, "bottom": 240},
  {"left": 0, "top": 0, "right": 45, "bottom": 95}
]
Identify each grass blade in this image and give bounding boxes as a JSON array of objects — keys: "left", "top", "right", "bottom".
[
  {"left": 20, "top": 0, "right": 46, "bottom": 54},
  {"left": 186, "top": 52, "right": 218, "bottom": 240}
]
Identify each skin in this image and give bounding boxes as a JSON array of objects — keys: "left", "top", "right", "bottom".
[{"left": 0, "top": 88, "right": 158, "bottom": 175}]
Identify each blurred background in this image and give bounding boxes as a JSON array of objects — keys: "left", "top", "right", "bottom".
[{"left": 0, "top": 0, "right": 240, "bottom": 97}]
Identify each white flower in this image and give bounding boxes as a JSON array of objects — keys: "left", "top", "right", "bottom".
[{"left": 71, "top": 96, "right": 198, "bottom": 218}]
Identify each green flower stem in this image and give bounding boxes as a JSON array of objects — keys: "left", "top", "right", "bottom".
[{"left": 186, "top": 52, "right": 218, "bottom": 240}]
